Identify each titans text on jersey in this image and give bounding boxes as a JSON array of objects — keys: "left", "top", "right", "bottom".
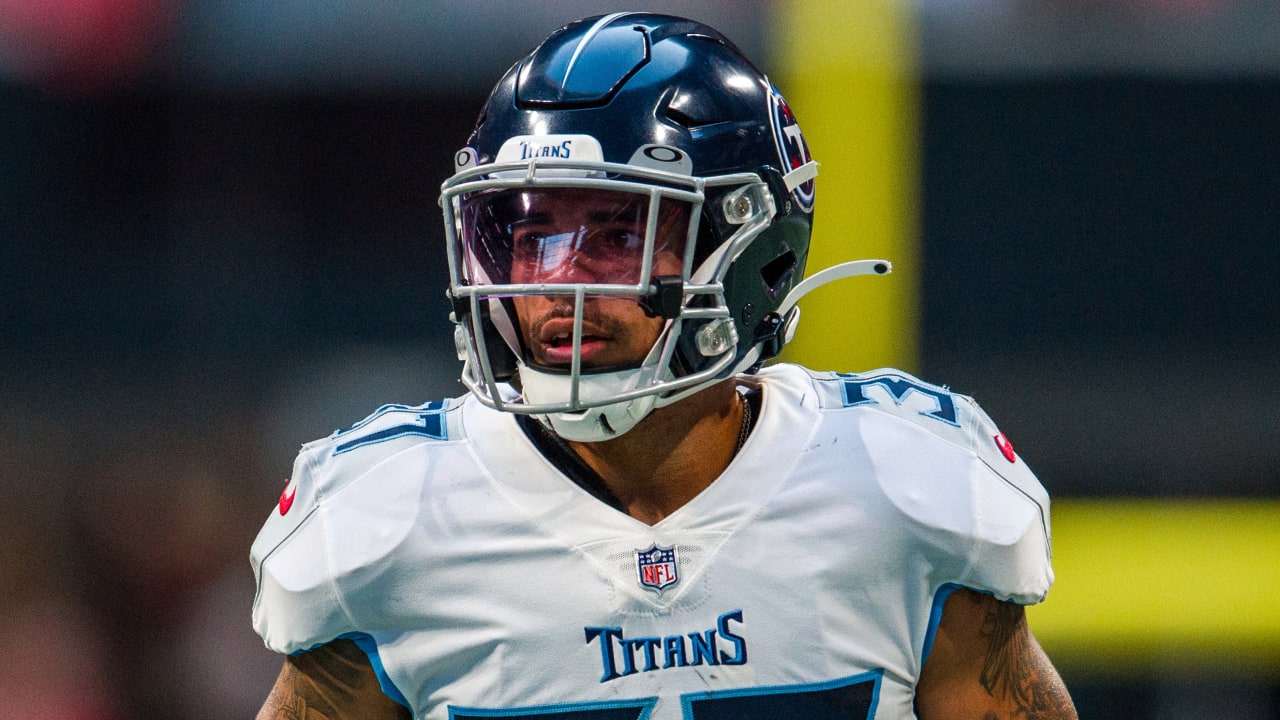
[
  {"left": 251, "top": 364, "right": 1052, "bottom": 720},
  {"left": 586, "top": 608, "right": 747, "bottom": 683}
]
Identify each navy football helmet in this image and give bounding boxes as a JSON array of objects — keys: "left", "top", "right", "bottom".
[{"left": 441, "top": 12, "right": 888, "bottom": 440}]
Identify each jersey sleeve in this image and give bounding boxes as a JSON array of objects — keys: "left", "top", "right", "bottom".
[
  {"left": 250, "top": 443, "right": 355, "bottom": 654},
  {"left": 824, "top": 367, "right": 1054, "bottom": 606},
  {"left": 955, "top": 395, "right": 1054, "bottom": 605},
  {"left": 250, "top": 399, "right": 463, "bottom": 655}
]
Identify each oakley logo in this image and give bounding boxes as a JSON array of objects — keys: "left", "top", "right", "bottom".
[{"left": 628, "top": 144, "right": 693, "bottom": 175}]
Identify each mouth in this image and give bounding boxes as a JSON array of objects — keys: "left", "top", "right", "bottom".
[
  {"left": 535, "top": 318, "right": 612, "bottom": 366},
  {"left": 538, "top": 329, "right": 609, "bottom": 366}
]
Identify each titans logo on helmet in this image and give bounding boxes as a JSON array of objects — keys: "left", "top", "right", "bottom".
[{"left": 768, "top": 85, "right": 816, "bottom": 214}]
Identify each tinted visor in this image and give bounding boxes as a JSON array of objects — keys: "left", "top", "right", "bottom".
[{"left": 459, "top": 187, "right": 691, "bottom": 288}]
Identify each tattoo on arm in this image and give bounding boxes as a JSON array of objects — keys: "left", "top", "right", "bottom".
[
  {"left": 973, "top": 594, "right": 1076, "bottom": 720},
  {"left": 257, "top": 639, "right": 411, "bottom": 720}
]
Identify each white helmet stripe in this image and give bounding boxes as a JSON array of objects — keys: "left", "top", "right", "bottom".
[{"left": 561, "top": 13, "right": 634, "bottom": 86}]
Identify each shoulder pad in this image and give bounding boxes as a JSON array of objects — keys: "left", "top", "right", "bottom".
[
  {"left": 258, "top": 397, "right": 463, "bottom": 544},
  {"left": 804, "top": 366, "right": 1054, "bottom": 604},
  {"left": 250, "top": 397, "right": 464, "bottom": 652},
  {"left": 807, "top": 368, "right": 972, "bottom": 445},
  {"left": 322, "top": 398, "right": 461, "bottom": 454},
  {"left": 291, "top": 398, "right": 463, "bottom": 510},
  {"left": 803, "top": 367, "right": 1040, "bottom": 473}
]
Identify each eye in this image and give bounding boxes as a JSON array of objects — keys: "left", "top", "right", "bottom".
[
  {"left": 591, "top": 227, "right": 644, "bottom": 254},
  {"left": 512, "top": 229, "right": 548, "bottom": 255}
]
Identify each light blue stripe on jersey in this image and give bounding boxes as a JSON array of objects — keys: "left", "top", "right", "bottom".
[
  {"left": 921, "top": 583, "right": 963, "bottom": 665},
  {"left": 345, "top": 632, "right": 412, "bottom": 710},
  {"left": 286, "top": 633, "right": 411, "bottom": 710}
]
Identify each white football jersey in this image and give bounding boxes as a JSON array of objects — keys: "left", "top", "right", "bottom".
[{"left": 251, "top": 363, "right": 1053, "bottom": 720}]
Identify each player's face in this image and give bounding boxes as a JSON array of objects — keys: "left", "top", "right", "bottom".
[{"left": 504, "top": 189, "right": 689, "bottom": 370}]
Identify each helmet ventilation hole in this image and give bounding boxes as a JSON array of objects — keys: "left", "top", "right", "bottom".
[{"left": 760, "top": 250, "right": 797, "bottom": 296}]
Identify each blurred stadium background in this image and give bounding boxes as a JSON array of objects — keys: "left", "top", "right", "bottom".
[{"left": 1, "top": 0, "right": 1277, "bottom": 717}]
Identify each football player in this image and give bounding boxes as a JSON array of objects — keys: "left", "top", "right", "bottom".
[{"left": 251, "top": 13, "right": 1076, "bottom": 720}]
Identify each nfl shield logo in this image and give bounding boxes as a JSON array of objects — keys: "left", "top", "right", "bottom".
[{"left": 636, "top": 543, "right": 679, "bottom": 592}]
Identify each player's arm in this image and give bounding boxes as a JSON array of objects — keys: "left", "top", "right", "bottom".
[
  {"left": 256, "top": 638, "right": 411, "bottom": 720},
  {"left": 914, "top": 588, "right": 1077, "bottom": 720}
]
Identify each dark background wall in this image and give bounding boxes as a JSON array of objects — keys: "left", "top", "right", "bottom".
[{"left": 920, "top": 76, "right": 1280, "bottom": 499}]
